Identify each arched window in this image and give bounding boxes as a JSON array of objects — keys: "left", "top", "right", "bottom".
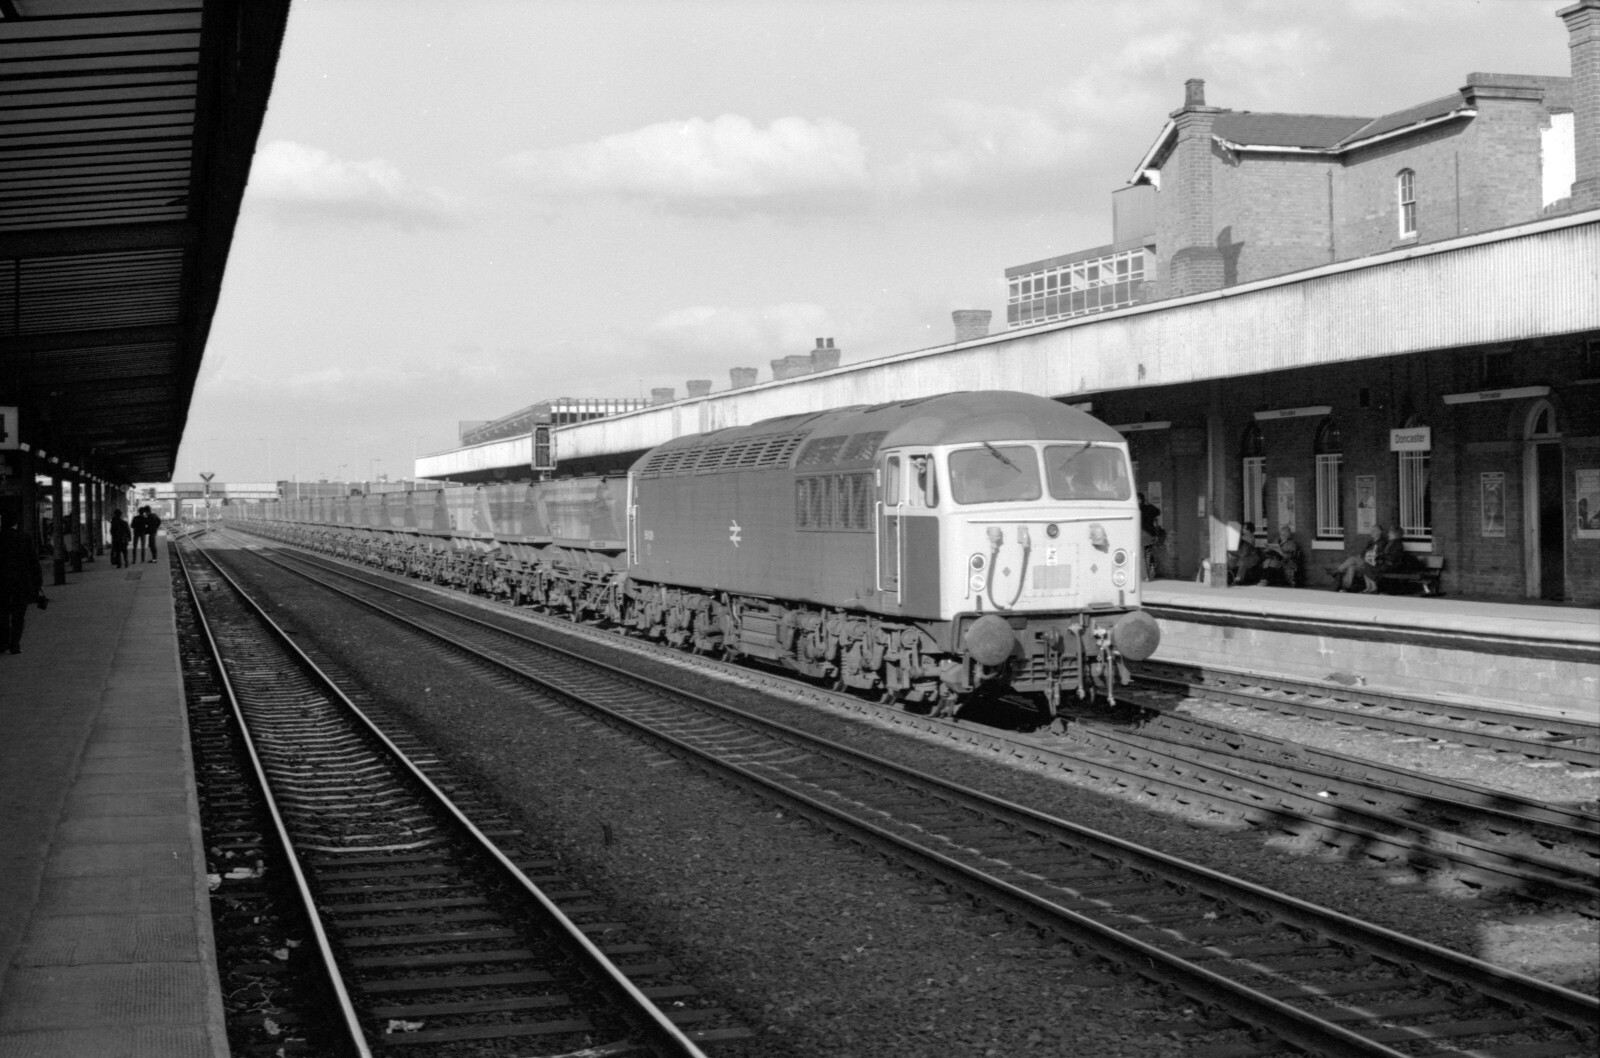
[
  {"left": 1396, "top": 414, "right": 1431, "bottom": 540},
  {"left": 1314, "top": 419, "right": 1343, "bottom": 538},
  {"left": 1241, "top": 422, "right": 1266, "bottom": 536},
  {"left": 1397, "top": 169, "right": 1417, "bottom": 237},
  {"left": 1528, "top": 401, "right": 1558, "bottom": 439}
]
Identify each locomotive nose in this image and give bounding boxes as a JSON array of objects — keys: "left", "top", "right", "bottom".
[
  {"left": 1111, "top": 610, "right": 1160, "bottom": 661},
  {"left": 964, "top": 614, "right": 1017, "bottom": 666}
]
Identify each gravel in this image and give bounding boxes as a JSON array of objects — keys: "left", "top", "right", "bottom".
[{"left": 241, "top": 554, "right": 1599, "bottom": 1058}]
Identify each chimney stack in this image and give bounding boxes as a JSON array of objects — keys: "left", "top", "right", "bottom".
[
  {"left": 649, "top": 387, "right": 675, "bottom": 406},
  {"left": 1563, "top": 0, "right": 1600, "bottom": 210},
  {"left": 771, "top": 354, "right": 815, "bottom": 381},
  {"left": 685, "top": 379, "right": 712, "bottom": 398},
  {"left": 1162, "top": 77, "right": 1225, "bottom": 297},
  {"left": 952, "top": 310, "right": 992, "bottom": 342},
  {"left": 810, "top": 337, "right": 841, "bottom": 372},
  {"left": 729, "top": 367, "right": 758, "bottom": 389}
]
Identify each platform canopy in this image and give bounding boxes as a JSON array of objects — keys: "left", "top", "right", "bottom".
[{"left": 0, "top": 0, "right": 290, "bottom": 485}]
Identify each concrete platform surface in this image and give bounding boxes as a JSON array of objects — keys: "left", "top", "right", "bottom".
[
  {"left": 0, "top": 539, "right": 227, "bottom": 1058},
  {"left": 1146, "top": 578, "right": 1600, "bottom": 646},
  {"left": 1143, "top": 579, "right": 1599, "bottom": 723}
]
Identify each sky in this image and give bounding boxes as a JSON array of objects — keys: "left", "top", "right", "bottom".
[{"left": 172, "top": 0, "right": 1576, "bottom": 485}]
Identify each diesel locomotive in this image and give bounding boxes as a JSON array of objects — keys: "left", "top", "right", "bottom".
[{"left": 232, "top": 391, "right": 1160, "bottom": 720}]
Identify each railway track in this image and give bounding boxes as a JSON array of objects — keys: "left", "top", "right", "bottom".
[
  {"left": 231, "top": 527, "right": 1600, "bottom": 909},
  {"left": 216, "top": 533, "right": 1600, "bottom": 1058},
  {"left": 174, "top": 535, "right": 742, "bottom": 1057},
  {"left": 1133, "top": 660, "right": 1600, "bottom": 772},
  {"left": 1055, "top": 707, "right": 1599, "bottom": 909}
]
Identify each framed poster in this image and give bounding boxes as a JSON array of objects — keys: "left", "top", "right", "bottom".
[
  {"left": 1481, "top": 472, "right": 1506, "bottom": 537},
  {"left": 1577, "top": 469, "right": 1600, "bottom": 539},
  {"left": 1355, "top": 475, "right": 1376, "bottom": 535},
  {"left": 1275, "top": 477, "right": 1295, "bottom": 534}
]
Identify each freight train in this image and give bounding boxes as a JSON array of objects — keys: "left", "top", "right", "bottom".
[{"left": 229, "top": 391, "right": 1160, "bottom": 721}]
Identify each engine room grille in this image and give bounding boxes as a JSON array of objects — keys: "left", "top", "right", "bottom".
[{"left": 637, "top": 433, "right": 806, "bottom": 477}]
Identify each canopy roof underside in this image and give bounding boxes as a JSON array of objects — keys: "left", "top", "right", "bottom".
[{"left": 0, "top": 0, "right": 289, "bottom": 484}]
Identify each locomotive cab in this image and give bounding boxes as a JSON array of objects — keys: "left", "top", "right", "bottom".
[{"left": 876, "top": 436, "right": 1160, "bottom": 713}]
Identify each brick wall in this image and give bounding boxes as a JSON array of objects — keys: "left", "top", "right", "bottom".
[
  {"left": 1156, "top": 79, "right": 1562, "bottom": 289},
  {"left": 1564, "top": 1, "right": 1600, "bottom": 208},
  {"left": 1335, "top": 122, "right": 1469, "bottom": 258},
  {"left": 1214, "top": 154, "right": 1335, "bottom": 283}
]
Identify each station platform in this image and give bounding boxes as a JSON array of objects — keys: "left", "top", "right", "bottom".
[
  {"left": 0, "top": 539, "right": 227, "bottom": 1058},
  {"left": 1143, "top": 579, "right": 1600, "bottom": 724}
]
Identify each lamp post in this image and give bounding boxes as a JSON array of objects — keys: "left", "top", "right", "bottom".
[{"left": 292, "top": 436, "right": 309, "bottom": 499}]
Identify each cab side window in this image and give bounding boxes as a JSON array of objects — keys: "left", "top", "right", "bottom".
[
  {"left": 885, "top": 456, "right": 902, "bottom": 505},
  {"left": 909, "top": 454, "right": 937, "bottom": 508}
]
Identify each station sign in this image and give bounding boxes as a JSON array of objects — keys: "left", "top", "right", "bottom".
[
  {"left": 1252, "top": 405, "right": 1331, "bottom": 421},
  {"left": 1390, "top": 426, "right": 1432, "bottom": 452}
]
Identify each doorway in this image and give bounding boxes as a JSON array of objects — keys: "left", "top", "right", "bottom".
[{"left": 1523, "top": 401, "right": 1565, "bottom": 600}]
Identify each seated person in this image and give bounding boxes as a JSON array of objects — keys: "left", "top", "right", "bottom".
[
  {"left": 1370, "top": 525, "right": 1413, "bottom": 588},
  {"left": 1260, "top": 525, "right": 1303, "bottom": 586},
  {"left": 1227, "top": 521, "right": 1264, "bottom": 585},
  {"left": 1331, "top": 525, "right": 1385, "bottom": 592}
]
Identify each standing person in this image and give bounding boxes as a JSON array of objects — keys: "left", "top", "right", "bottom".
[
  {"left": 130, "top": 506, "right": 149, "bottom": 563},
  {"left": 1, "top": 511, "right": 45, "bottom": 655},
  {"left": 145, "top": 506, "right": 162, "bottom": 562},
  {"left": 109, "top": 508, "right": 131, "bottom": 569},
  {"left": 1138, "top": 493, "right": 1166, "bottom": 579}
]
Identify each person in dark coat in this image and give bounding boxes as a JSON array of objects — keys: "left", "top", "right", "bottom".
[
  {"left": 130, "top": 506, "right": 149, "bottom": 563},
  {"left": 1, "top": 511, "right": 45, "bottom": 655},
  {"left": 145, "top": 506, "right": 162, "bottom": 561},
  {"left": 1369, "top": 525, "right": 1413, "bottom": 590},
  {"left": 109, "top": 508, "right": 131, "bottom": 568}
]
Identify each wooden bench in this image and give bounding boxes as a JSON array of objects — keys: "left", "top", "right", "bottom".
[{"left": 1377, "top": 555, "right": 1445, "bottom": 596}]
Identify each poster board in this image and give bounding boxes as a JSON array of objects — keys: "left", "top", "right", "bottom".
[
  {"left": 1481, "top": 472, "right": 1506, "bottom": 537},
  {"left": 1355, "top": 475, "right": 1376, "bottom": 535},
  {"left": 1576, "top": 469, "right": 1600, "bottom": 539},
  {"left": 1275, "top": 477, "right": 1295, "bottom": 534}
]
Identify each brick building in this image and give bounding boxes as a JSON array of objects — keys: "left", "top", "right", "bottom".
[
  {"left": 1133, "top": 72, "right": 1576, "bottom": 297},
  {"left": 1096, "top": 0, "right": 1600, "bottom": 602},
  {"left": 1001, "top": 1, "right": 1600, "bottom": 603}
]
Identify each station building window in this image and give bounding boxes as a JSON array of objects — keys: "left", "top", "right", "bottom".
[
  {"left": 1314, "top": 419, "right": 1343, "bottom": 540},
  {"left": 1397, "top": 169, "right": 1417, "bottom": 238},
  {"left": 1396, "top": 415, "right": 1431, "bottom": 541},
  {"left": 1006, "top": 247, "right": 1147, "bottom": 327},
  {"left": 1241, "top": 423, "right": 1266, "bottom": 537}
]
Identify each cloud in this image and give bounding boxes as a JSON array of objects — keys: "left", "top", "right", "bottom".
[
  {"left": 885, "top": 100, "right": 1090, "bottom": 197},
  {"left": 505, "top": 115, "right": 869, "bottom": 208},
  {"left": 247, "top": 140, "right": 464, "bottom": 229}
]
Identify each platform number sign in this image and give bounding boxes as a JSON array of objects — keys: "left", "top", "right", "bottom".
[{"left": 0, "top": 406, "right": 18, "bottom": 450}]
